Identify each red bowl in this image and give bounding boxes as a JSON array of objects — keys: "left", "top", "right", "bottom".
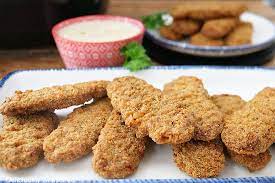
[{"left": 52, "top": 15, "right": 145, "bottom": 68}]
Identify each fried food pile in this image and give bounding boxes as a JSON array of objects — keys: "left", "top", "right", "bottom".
[
  {"left": 0, "top": 77, "right": 274, "bottom": 178},
  {"left": 160, "top": 3, "right": 253, "bottom": 46}
]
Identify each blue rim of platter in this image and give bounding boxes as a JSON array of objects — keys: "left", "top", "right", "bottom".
[
  {"left": 0, "top": 66, "right": 275, "bottom": 183},
  {"left": 1, "top": 177, "right": 275, "bottom": 183},
  {"left": 145, "top": 12, "right": 275, "bottom": 57}
]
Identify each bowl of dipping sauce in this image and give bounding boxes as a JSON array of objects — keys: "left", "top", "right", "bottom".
[{"left": 52, "top": 15, "right": 145, "bottom": 68}]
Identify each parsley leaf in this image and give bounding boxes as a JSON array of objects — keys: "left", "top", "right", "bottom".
[
  {"left": 141, "top": 12, "right": 166, "bottom": 29},
  {"left": 121, "top": 42, "right": 153, "bottom": 72}
]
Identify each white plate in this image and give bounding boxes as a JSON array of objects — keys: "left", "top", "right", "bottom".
[
  {"left": 0, "top": 66, "right": 275, "bottom": 183},
  {"left": 146, "top": 12, "right": 275, "bottom": 57}
]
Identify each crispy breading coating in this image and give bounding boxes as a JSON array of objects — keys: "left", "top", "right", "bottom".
[
  {"left": 190, "top": 33, "right": 224, "bottom": 46},
  {"left": 107, "top": 76, "right": 161, "bottom": 138},
  {"left": 92, "top": 111, "right": 146, "bottom": 179},
  {"left": 170, "top": 3, "right": 247, "bottom": 20},
  {"left": 221, "top": 87, "right": 275, "bottom": 156},
  {"left": 150, "top": 76, "right": 223, "bottom": 144},
  {"left": 228, "top": 150, "right": 271, "bottom": 172},
  {"left": 225, "top": 22, "right": 253, "bottom": 46},
  {"left": 212, "top": 94, "right": 272, "bottom": 172},
  {"left": 201, "top": 18, "right": 238, "bottom": 39},
  {"left": 171, "top": 20, "right": 201, "bottom": 36},
  {"left": 0, "top": 112, "right": 57, "bottom": 170},
  {"left": 0, "top": 81, "right": 109, "bottom": 116},
  {"left": 164, "top": 76, "right": 223, "bottom": 141},
  {"left": 172, "top": 94, "right": 269, "bottom": 177},
  {"left": 159, "top": 26, "right": 183, "bottom": 40},
  {"left": 211, "top": 94, "right": 246, "bottom": 117},
  {"left": 173, "top": 140, "right": 225, "bottom": 178},
  {"left": 43, "top": 98, "right": 112, "bottom": 163},
  {"left": 148, "top": 77, "right": 195, "bottom": 144}
]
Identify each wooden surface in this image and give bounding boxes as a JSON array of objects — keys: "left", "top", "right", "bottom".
[{"left": 0, "top": 0, "right": 275, "bottom": 78}]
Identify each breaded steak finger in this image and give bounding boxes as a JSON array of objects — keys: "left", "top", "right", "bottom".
[
  {"left": 171, "top": 20, "right": 201, "bottom": 36},
  {"left": 159, "top": 26, "right": 183, "bottom": 41},
  {"left": 212, "top": 94, "right": 272, "bottom": 171},
  {"left": 150, "top": 76, "right": 223, "bottom": 144},
  {"left": 201, "top": 18, "right": 238, "bottom": 39},
  {"left": 221, "top": 87, "right": 275, "bottom": 155},
  {"left": 171, "top": 3, "right": 247, "bottom": 20},
  {"left": 173, "top": 140, "right": 225, "bottom": 178},
  {"left": 107, "top": 76, "right": 161, "bottom": 138},
  {"left": 0, "top": 80, "right": 109, "bottom": 116},
  {"left": 228, "top": 150, "right": 271, "bottom": 172},
  {"left": 92, "top": 111, "right": 146, "bottom": 179},
  {"left": 0, "top": 112, "right": 57, "bottom": 170},
  {"left": 43, "top": 98, "right": 112, "bottom": 163},
  {"left": 225, "top": 22, "right": 253, "bottom": 46}
]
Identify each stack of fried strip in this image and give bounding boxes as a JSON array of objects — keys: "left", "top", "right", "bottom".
[
  {"left": 155, "top": 76, "right": 225, "bottom": 178},
  {"left": 0, "top": 76, "right": 274, "bottom": 179},
  {"left": 106, "top": 76, "right": 225, "bottom": 178},
  {"left": 212, "top": 94, "right": 272, "bottom": 172},
  {"left": 97, "top": 76, "right": 160, "bottom": 178},
  {"left": 0, "top": 81, "right": 110, "bottom": 170},
  {"left": 167, "top": 79, "right": 273, "bottom": 177},
  {"left": 106, "top": 76, "right": 275, "bottom": 178},
  {"left": 160, "top": 3, "right": 252, "bottom": 46},
  {"left": 152, "top": 76, "right": 224, "bottom": 144},
  {"left": 0, "top": 79, "right": 147, "bottom": 179},
  {"left": 221, "top": 88, "right": 275, "bottom": 171}
]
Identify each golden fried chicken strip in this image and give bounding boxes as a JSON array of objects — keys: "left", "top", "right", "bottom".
[
  {"left": 0, "top": 81, "right": 109, "bottom": 116},
  {"left": 221, "top": 87, "right": 275, "bottom": 156},
  {"left": 171, "top": 20, "right": 201, "bottom": 36},
  {"left": 225, "top": 22, "right": 253, "bottom": 46},
  {"left": 212, "top": 94, "right": 272, "bottom": 171},
  {"left": 43, "top": 98, "right": 112, "bottom": 163},
  {"left": 107, "top": 76, "right": 161, "bottom": 138},
  {"left": 92, "top": 111, "right": 146, "bottom": 179},
  {"left": 201, "top": 18, "right": 238, "bottom": 39},
  {"left": 159, "top": 26, "right": 183, "bottom": 40},
  {"left": 171, "top": 3, "right": 247, "bottom": 20},
  {"left": 0, "top": 112, "right": 57, "bottom": 170},
  {"left": 228, "top": 150, "right": 271, "bottom": 172},
  {"left": 150, "top": 76, "right": 223, "bottom": 144},
  {"left": 190, "top": 33, "right": 224, "bottom": 46},
  {"left": 173, "top": 140, "right": 225, "bottom": 178},
  {"left": 164, "top": 76, "right": 224, "bottom": 141}
]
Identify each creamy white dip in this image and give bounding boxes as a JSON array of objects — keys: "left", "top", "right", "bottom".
[{"left": 58, "top": 20, "right": 141, "bottom": 42}]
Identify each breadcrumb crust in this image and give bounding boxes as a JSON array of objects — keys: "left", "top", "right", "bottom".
[
  {"left": 43, "top": 98, "right": 112, "bottom": 163},
  {"left": 221, "top": 87, "right": 275, "bottom": 155},
  {"left": 0, "top": 81, "right": 109, "bottom": 116},
  {"left": 150, "top": 76, "right": 223, "bottom": 144},
  {"left": 0, "top": 112, "right": 58, "bottom": 170},
  {"left": 92, "top": 111, "right": 146, "bottom": 178},
  {"left": 173, "top": 140, "right": 225, "bottom": 178},
  {"left": 107, "top": 76, "right": 161, "bottom": 138}
]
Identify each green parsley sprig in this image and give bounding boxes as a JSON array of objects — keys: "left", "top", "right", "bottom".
[
  {"left": 121, "top": 42, "right": 153, "bottom": 72},
  {"left": 141, "top": 12, "right": 166, "bottom": 29}
]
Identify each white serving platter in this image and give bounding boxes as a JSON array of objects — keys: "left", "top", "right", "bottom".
[
  {"left": 146, "top": 12, "right": 275, "bottom": 57},
  {"left": 0, "top": 66, "right": 274, "bottom": 183}
]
